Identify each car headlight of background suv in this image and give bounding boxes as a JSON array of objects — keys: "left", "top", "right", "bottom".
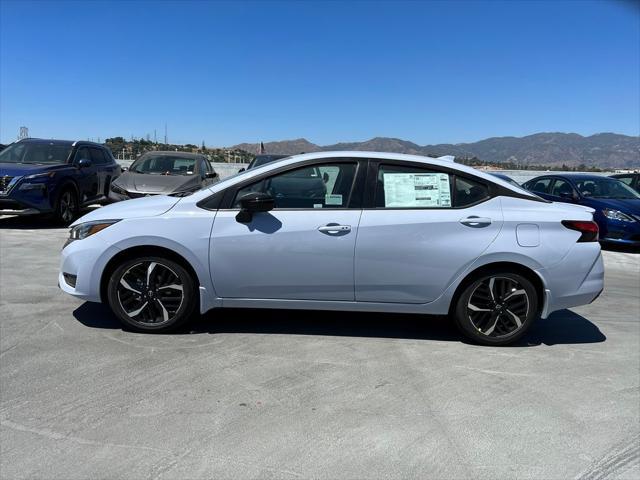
[
  {"left": 18, "top": 171, "right": 56, "bottom": 190},
  {"left": 66, "top": 220, "right": 120, "bottom": 247},
  {"left": 110, "top": 183, "right": 128, "bottom": 195},
  {"left": 602, "top": 209, "right": 636, "bottom": 223}
]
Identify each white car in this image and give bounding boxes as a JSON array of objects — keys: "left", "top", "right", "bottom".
[{"left": 59, "top": 152, "right": 604, "bottom": 345}]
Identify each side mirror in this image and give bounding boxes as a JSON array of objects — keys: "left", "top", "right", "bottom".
[
  {"left": 323, "top": 172, "right": 330, "bottom": 183},
  {"left": 236, "top": 192, "right": 274, "bottom": 223},
  {"left": 77, "top": 158, "right": 92, "bottom": 168},
  {"left": 205, "top": 172, "right": 218, "bottom": 179},
  {"left": 238, "top": 167, "right": 246, "bottom": 173},
  {"left": 121, "top": 166, "right": 128, "bottom": 172}
]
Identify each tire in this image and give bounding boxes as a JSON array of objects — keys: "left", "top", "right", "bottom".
[
  {"left": 107, "top": 256, "right": 197, "bottom": 333},
  {"left": 54, "top": 187, "right": 79, "bottom": 225},
  {"left": 453, "top": 271, "right": 538, "bottom": 346}
]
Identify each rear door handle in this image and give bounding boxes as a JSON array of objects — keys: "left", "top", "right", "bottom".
[
  {"left": 318, "top": 224, "right": 351, "bottom": 234},
  {"left": 460, "top": 216, "right": 492, "bottom": 228}
]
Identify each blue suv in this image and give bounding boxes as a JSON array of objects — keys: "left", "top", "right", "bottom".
[{"left": 0, "top": 138, "right": 120, "bottom": 224}]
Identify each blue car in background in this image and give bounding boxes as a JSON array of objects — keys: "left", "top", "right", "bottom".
[
  {"left": 0, "top": 138, "right": 120, "bottom": 224},
  {"left": 523, "top": 173, "right": 640, "bottom": 248}
]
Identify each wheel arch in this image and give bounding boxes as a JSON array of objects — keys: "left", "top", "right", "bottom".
[
  {"left": 447, "top": 261, "right": 546, "bottom": 317},
  {"left": 99, "top": 245, "right": 200, "bottom": 304}
]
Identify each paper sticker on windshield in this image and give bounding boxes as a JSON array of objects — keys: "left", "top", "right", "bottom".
[
  {"left": 383, "top": 173, "right": 451, "bottom": 207},
  {"left": 325, "top": 194, "right": 343, "bottom": 206}
]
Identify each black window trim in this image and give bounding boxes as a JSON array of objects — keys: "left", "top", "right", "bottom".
[{"left": 197, "top": 157, "right": 548, "bottom": 212}]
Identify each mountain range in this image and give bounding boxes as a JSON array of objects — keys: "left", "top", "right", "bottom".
[{"left": 234, "top": 132, "right": 640, "bottom": 169}]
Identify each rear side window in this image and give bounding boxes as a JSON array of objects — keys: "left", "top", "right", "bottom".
[
  {"left": 375, "top": 165, "right": 453, "bottom": 208},
  {"left": 528, "top": 178, "right": 552, "bottom": 194},
  {"left": 454, "top": 177, "right": 489, "bottom": 207}
]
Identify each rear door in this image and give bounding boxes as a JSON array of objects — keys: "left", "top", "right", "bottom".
[
  {"left": 355, "top": 161, "right": 503, "bottom": 304},
  {"left": 210, "top": 158, "right": 365, "bottom": 300}
]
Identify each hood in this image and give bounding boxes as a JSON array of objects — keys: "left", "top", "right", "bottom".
[
  {"left": 114, "top": 172, "right": 201, "bottom": 194},
  {"left": 582, "top": 198, "right": 640, "bottom": 216},
  {"left": 0, "top": 162, "right": 71, "bottom": 177},
  {"left": 71, "top": 194, "right": 181, "bottom": 226}
]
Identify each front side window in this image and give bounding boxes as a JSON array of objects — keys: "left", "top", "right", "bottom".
[
  {"left": 90, "top": 148, "right": 107, "bottom": 164},
  {"left": 233, "top": 162, "right": 357, "bottom": 209},
  {"left": 75, "top": 147, "right": 91, "bottom": 162},
  {"left": 375, "top": 165, "right": 453, "bottom": 208},
  {"left": 575, "top": 178, "right": 640, "bottom": 199}
]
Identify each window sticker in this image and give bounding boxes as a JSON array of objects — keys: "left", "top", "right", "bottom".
[
  {"left": 383, "top": 173, "right": 451, "bottom": 207},
  {"left": 325, "top": 194, "right": 343, "bottom": 206}
]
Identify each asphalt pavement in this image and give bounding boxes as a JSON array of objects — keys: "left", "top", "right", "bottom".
[{"left": 1, "top": 216, "right": 639, "bottom": 479}]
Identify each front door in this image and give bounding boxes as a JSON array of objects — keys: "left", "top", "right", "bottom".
[
  {"left": 355, "top": 162, "right": 503, "bottom": 304},
  {"left": 210, "top": 160, "right": 362, "bottom": 300}
]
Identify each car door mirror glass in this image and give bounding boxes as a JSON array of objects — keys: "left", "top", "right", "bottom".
[
  {"left": 77, "top": 158, "right": 92, "bottom": 168},
  {"left": 206, "top": 172, "right": 218, "bottom": 179}
]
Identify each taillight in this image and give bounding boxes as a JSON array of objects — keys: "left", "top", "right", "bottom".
[{"left": 562, "top": 220, "right": 599, "bottom": 242}]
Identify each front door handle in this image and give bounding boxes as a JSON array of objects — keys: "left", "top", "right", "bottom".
[
  {"left": 318, "top": 224, "right": 351, "bottom": 234},
  {"left": 460, "top": 216, "right": 492, "bottom": 228}
]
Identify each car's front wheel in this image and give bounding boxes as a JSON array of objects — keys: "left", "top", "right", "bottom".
[
  {"left": 107, "top": 256, "right": 197, "bottom": 332},
  {"left": 54, "top": 188, "right": 79, "bottom": 225},
  {"left": 453, "top": 271, "right": 538, "bottom": 346}
]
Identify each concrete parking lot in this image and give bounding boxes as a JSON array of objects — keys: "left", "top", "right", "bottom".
[{"left": 1, "top": 216, "right": 639, "bottom": 480}]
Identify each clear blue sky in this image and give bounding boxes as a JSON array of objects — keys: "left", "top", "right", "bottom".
[{"left": 1, "top": 0, "right": 638, "bottom": 146}]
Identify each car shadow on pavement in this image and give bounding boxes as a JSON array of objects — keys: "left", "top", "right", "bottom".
[
  {"left": 73, "top": 303, "right": 606, "bottom": 346},
  {"left": 601, "top": 243, "right": 640, "bottom": 254}
]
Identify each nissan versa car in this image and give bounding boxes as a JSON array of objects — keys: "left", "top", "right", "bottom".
[
  {"left": 109, "top": 151, "right": 218, "bottom": 201},
  {"left": 0, "top": 138, "right": 120, "bottom": 223},
  {"left": 523, "top": 174, "right": 640, "bottom": 248},
  {"left": 60, "top": 152, "right": 604, "bottom": 345}
]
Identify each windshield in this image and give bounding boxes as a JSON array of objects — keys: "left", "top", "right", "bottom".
[
  {"left": 0, "top": 142, "right": 73, "bottom": 165},
  {"left": 575, "top": 178, "right": 640, "bottom": 199},
  {"left": 130, "top": 155, "right": 197, "bottom": 175}
]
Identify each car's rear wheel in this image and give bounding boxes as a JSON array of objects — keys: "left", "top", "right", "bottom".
[
  {"left": 55, "top": 188, "right": 78, "bottom": 225},
  {"left": 453, "top": 271, "right": 538, "bottom": 346},
  {"left": 107, "top": 256, "right": 196, "bottom": 333}
]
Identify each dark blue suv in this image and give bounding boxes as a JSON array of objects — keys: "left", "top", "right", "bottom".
[
  {"left": 523, "top": 173, "right": 640, "bottom": 248},
  {"left": 0, "top": 138, "right": 120, "bottom": 224}
]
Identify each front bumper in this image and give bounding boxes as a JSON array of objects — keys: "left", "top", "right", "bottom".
[{"left": 59, "top": 234, "right": 122, "bottom": 302}]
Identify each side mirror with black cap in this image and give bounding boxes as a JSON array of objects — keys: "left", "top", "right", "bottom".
[
  {"left": 238, "top": 167, "right": 246, "bottom": 173},
  {"left": 236, "top": 192, "right": 275, "bottom": 223},
  {"left": 206, "top": 171, "right": 218, "bottom": 179},
  {"left": 77, "top": 158, "right": 92, "bottom": 168}
]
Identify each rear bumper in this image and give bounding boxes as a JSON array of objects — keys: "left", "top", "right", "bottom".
[{"left": 537, "top": 245, "right": 604, "bottom": 318}]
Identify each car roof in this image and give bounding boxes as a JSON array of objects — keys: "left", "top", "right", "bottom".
[
  {"left": 15, "top": 138, "right": 113, "bottom": 149},
  {"left": 208, "top": 150, "right": 540, "bottom": 199},
  {"left": 528, "top": 173, "right": 615, "bottom": 181},
  {"left": 139, "top": 150, "right": 204, "bottom": 158}
]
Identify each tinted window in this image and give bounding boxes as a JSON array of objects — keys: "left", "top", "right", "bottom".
[
  {"left": 575, "top": 178, "right": 639, "bottom": 199},
  {"left": 455, "top": 176, "right": 490, "bottom": 207},
  {"left": 550, "top": 179, "right": 574, "bottom": 197},
  {"left": 90, "top": 148, "right": 106, "bottom": 164},
  {"left": 75, "top": 147, "right": 91, "bottom": 162},
  {"left": 616, "top": 176, "right": 633, "bottom": 186},
  {"left": 375, "top": 165, "right": 453, "bottom": 208},
  {"left": 233, "top": 162, "right": 357, "bottom": 209},
  {"left": 528, "top": 178, "right": 552, "bottom": 194}
]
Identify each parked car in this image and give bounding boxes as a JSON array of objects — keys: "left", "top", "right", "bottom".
[
  {"left": 109, "top": 151, "right": 218, "bottom": 201},
  {"left": 60, "top": 151, "right": 604, "bottom": 346},
  {"left": 489, "top": 172, "right": 521, "bottom": 187},
  {"left": 522, "top": 174, "right": 640, "bottom": 248},
  {"left": 0, "top": 138, "right": 120, "bottom": 224},
  {"left": 610, "top": 172, "right": 640, "bottom": 194},
  {"left": 239, "top": 154, "right": 289, "bottom": 172}
]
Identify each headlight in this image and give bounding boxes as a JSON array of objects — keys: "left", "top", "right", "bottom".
[
  {"left": 603, "top": 209, "right": 635, "bottom": 222},
  {"left": 69, "top": 220, "right": 120, "bottom": 242},
  {"left": 110, "top": 183, "right": 127, "bottom": 195},
  {"left": 18, "top": 171, "right": 56, "bottom": 190}
]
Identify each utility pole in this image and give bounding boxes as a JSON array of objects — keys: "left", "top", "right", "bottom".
[
  {"left": 164, "top": 123, "right": 168, "bottom": 145},
  {"left": 154, "top": 129, "right": 157, "bottom": 144}
]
